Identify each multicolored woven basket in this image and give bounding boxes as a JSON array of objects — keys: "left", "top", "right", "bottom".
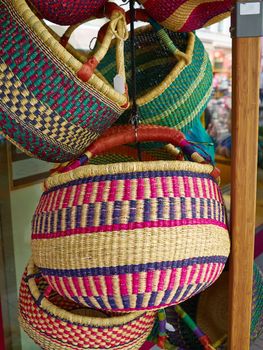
[
  {"left": 98, "top": 11, "right": 213, "bottom": 134},
  {"left": 0, "top": 0, "right": 129, "bottom": 162},
  {"left": 27, "top": 0, "right": 107, "bottom": 25},
  {"left": 32, "top": 125, "right": 230, "bottom": 312},
  {"left": 19, "top": 259, "right": 156, "bottom": 350},
  {"left": 138, "top": 0, "right": 232, "bottom": 32},
  {"left": 165, "top": 263, "right": 263, "bottom": 349}
]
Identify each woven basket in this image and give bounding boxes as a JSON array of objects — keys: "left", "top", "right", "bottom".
[
  {"left": 138, "top": 0, "right": 232, "bottom": 32},
  {"left": 165, "top": 263, "right": 263, "bottom": 349},
  {"left": 32, "top": 125, "right": 230, "bottom": 312},
  {"left": 97, "top": 11, "right": 213, "bottom": 134},
  {"left": 27, "top": 0, "right": 107, "bottom": 25},
  {"left": 19, "top": 258, "right": 156, "bottom": 350},
  {"left": 0, "top": 0, "right": 129, "bottom": 163}
]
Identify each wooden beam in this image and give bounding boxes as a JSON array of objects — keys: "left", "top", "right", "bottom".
[{"left": 229, "top": 33, "right": 260, "bottom": 349}]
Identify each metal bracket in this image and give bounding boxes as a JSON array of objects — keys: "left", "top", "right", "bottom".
[{"left": 231, "top": 1, "right": 263, "bottom": 37}]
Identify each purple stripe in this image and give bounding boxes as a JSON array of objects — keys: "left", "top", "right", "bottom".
[
  {"left": 128, "top": 200, "right": 137, "bottom": 223},
  {"left": 100, "top": 202, "right": 107, "bottom": 226},
  {"left": 39, "top": 256, "right": 228, "bottom": 277},
  {"left": 143, "top": 199, "right": 151, "bottom": 222},
  {"left": 32, "top": 218, "right": 227, "bottom": 238},
  {"left": 44, "top": 171, "right": 216, "bottom": 194}
]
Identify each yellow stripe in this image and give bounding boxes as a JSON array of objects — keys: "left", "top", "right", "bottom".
[
  {"left": 161, "top": 0, "right": 228, "bottom": 31},
  {"left": 32, "top": 225, "right": 230, "bottom": 270}
]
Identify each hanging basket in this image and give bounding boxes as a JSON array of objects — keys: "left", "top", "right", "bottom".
[
  {"left": 19, "top": 259, "right": 156, "bottom": 350},
  {"left": 32, "top": 125, "right": 230, "bottom": 312},
  {"left": 97, "top": 10, "right": 213, "bottom": 134},
  {"left": 27, "top": 0, "right": 107, "bottom": 25},
  {"left": 137, "top": 0, "right": 232, "bottom": 32},
  {"left": 0, "top": 0, "right": 129, "bottom": 162}
]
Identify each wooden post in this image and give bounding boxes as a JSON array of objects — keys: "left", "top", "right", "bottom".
[{"left": 229, "top": 23, "right": 261, "bottom": 350}]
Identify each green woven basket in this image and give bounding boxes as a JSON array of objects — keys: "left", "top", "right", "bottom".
[{"left": 97, "top": 11, "right": 213, "bottom": 134}]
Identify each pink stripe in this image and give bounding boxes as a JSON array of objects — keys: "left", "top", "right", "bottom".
[
  {"left": 105, "top": 276, "right": 114, "bottom": 295},
  {"left": 195, "top": 264, "right": 206, "bottom": 284},
  {"left": 108, "top": 180, "right": 118, "bottom": 201},
  {"left": 132, "top": 273, "right": 140, "bottom": 294},
  {"left": 172, "top": 177, "right": 180, "bottom": 197},
  {"left": 72, "top": 184, "right": 82, "bottom": 207},
  {"left": 201, "top": 178, "right": 208, "bottom": 199},
  {"left": 82, "top": 277, "right": 93, "bottom": 297},
  {"left": 62, "top": 277, "right": 76, "bottom": 298},
  {"left": 149, "top": 177, "right": 157, "bottom": 198},
  {"left": 167, "top": 269, "right": 177, "bottom": 290},
  {"left": 145, "top": 270, "right": 154, "bottom": 293},
  {"left": 62, "top": 186, "right": 74, "bottom": 208},
  {"left": 44, "top": 276, "right": 56, "bottom": 292},
  {"left": 137, "top": 178, "right": 144, "bottom": 200},
  {"left": 83, "top": 183, "right": 94, "bottom": 204},
  {"left": 93, "top": 276, "right": 103, "bottom": 295},
  {"left": 187, "top": 264, "right": 197, "bottom": 285},
  {"left": 35, "top": 196, "right": 47, "bottom": 214},
  {"left": 157, "top": 270, "right": 168, "bottom": 291},
  {"left": 53, "top": 276, "right": 65, "bottom": 296},
  {"left": 207, "top": 179, "right": 213, "bottom": 199},
  {"left": 179, "top": 266, "right": 189, "bottom": 287},
  {"left": 32, "top": 218, "right": 227, "bottom": 239},
  {"left": 123, "top": 179, "right": 131, "bottom": 200},
  {"left": 72, "top": 277, "right": 83, "bottom": 296},
  {"left": 192, "top": 177, "right": 200, "bottom": 199},
  {"left": 119, "top": 274, "right": 128, "bottom": 295},
  {"left": 161, "top": 177, "right": 169, "bottom": 197},
  {"left": 183, "top": 177, "right": 191, "bottom": 197},
  {"left": 95, "top": 181, "right": 106, "bottom": 202}
]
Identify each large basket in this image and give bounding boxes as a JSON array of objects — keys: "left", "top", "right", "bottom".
[
  {"left": 28, "top": 0, "right": 107, "bottom": 25},
  {"left": 32, "top": 125, "right": 230, "bottom": 312},
  {"left": 0, "top": 0, "right": 129, "bottom": 162},
  {"left": 19, "top": 259, "right": 156, "bottom": 350},
  {"left": 97, "top": 11, "right": 213, "bottom": 133},
  {"left": 138, "top": 0, "right": 232, "bottom": 32}
]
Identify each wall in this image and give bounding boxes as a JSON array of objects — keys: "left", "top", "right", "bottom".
[{"left": 11, "top": 184, "right": 43, "bottom": 350}]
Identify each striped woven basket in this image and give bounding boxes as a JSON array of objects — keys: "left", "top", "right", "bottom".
[
  {"left": 138, "top": 0, "right": 232, "bottom": 32},
  {"left": 97, "top": 11, "right": 213, "bottom": 134},
  {"left": 19, "top": 258, "right": 156, "bottom": 350},
  {"left": 27, "top": 0, "right": 107, "bottom": 25},
  {"left": 165, "top": 263, "right": 263, "bottom": 349},
  {"left": 0, "top": 0, "right": 129, "bottom": 163},
  {"left": 32, "top": 125, "right": 230, "bottom": 312}
]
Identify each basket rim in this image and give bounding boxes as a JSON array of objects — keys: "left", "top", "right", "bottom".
[
  {"left": 8, "top": 0, "right": 128, "bottom": 108},
  {"left": 25, "top": 258, "right": 148, "bottom": 326},
  {"left": 45, "top": 160, "right": 215, "bottom": 190}
]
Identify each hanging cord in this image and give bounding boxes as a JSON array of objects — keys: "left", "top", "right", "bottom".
[{"left": 126, "top": 0, "right": 142, "bottom": 160}]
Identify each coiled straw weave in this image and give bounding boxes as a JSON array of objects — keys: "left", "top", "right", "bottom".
[
  {"left": 19, "top": 259, "right": 156, "bottom": 350},
  {"left": 32, "top": 125, "right": 230, "bottom": 312}
]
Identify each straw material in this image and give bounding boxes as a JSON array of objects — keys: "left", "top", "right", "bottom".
[
  {"left": 165, "top": 264, "right": 263, "bottom": 349},
  {"left": 98, "top": 26, "right": 213, "bottom": 134},
  {"left": 28, "top": 0, "right": 107, "bottom": 25},
  {"left": 19, "top": 259, "right": 156, "bottom": 350},
  {"left": 32, "top": 153, "right": 230, "bottom": 312},
  {"left": 0, "top": 0, "right": 129, "bottom": 162},
  {"left": 138, "top": 0, "right": 232, "bottom": 32}
]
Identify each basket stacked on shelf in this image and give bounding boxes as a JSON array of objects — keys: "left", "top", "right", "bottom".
[{"left": 0, "top": 1, "right": 233, "bottom": 349}]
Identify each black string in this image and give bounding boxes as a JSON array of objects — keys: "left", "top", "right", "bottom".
[{"left": 127, "top": 0, "right": 142, "bottom": 161}]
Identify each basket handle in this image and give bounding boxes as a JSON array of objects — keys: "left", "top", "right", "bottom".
[
  {"left": 97, "top": 9, "right": 190, "bottom": 63},
  {"left": 59, "top": 125, "right": 220, "bottom": 180}
]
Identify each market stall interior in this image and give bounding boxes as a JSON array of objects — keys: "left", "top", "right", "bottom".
[{"left": 0, "top": 0, "right": 262, "bottom": 349}]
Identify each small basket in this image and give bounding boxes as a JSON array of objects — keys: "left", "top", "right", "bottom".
[
  {"left": 97, "top": 10, "right": 213, "bottom": 134},
  {"left": 32, "top": 125, "right": 230, "bottom": 312},
  {"left": 19, "top": 258, "right": 156, "bottom": 350},
  {"left": 0, "top": 0, "right": 129, "bottom": 162},
  {"left": 138, "top": 0, "right": 232, "bottom": 32},
  {"left": 27, "top": 0, "right": 107, "bottom": 25}
]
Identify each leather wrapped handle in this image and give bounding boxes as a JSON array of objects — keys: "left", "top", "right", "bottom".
[{"left": 59, "top": 125, "right": 218, "bottom": 176}]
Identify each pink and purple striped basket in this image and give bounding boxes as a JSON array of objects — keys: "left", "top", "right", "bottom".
[{"left": 31, "top": 125, "right": 230, "bottom": 312}]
